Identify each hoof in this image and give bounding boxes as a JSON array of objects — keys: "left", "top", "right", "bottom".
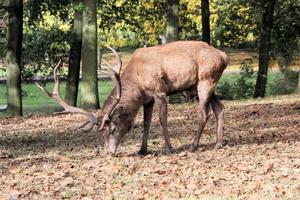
[
  {"left": 188, "top": 144, "right": 198, "bottom": 152},
  {"left": 214, "top": 143, "right": 223, "bottom": 150},
  {"left": 137, "top": 149, "right": 148, "bottom": 156}
]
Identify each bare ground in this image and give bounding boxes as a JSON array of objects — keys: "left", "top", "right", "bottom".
[{"left": 0, "top": 95, "right": 300, "bottom": 199}]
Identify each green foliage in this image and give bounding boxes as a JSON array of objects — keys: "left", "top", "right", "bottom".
[
  {"left": 216, "top": 80, "right": 232, "bottom": 99},
  {"left": 0, "top": 1, "right": 7, "bottom": 59},
  {"left": 1, "top": 0, "right": 297, "bottom": 82},
  {"left": 98, "top": 0, "right": 166, "bottom": 47},
  {"left": 27, "top": 0, "right": 72, "bottom": 25},
  {"left": 22, "top": 4, "right": 71, "bottom": 80},
  {"left": 267, "top": 70, "right": 299, "bottom": 96},
  {"left": 217, "top": 69, "right": 298, "bottom": 100},
  {"left": 211, "top": 0, "right": 257, "bottom": 47},
  {"left": 271, "top": 0, "right": 300, "bottom": 67},
  {"left": 178, "top": 0, "right": 200, "bottom": 40},
  {"left": 22, "top": 26, "right": 70, "bottom": 80},
  {"left": 232, "top": 59, "right": 256, "bottom": 99},
  {"left": 0, "top": 80, "right": 113, "bottom": 113},
  {"left": 217, "top": 60, "right": 256, "bottom": 99}
]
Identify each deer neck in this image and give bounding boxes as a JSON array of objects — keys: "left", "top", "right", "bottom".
[{"left": 101, "top": 78, "right": 143, "bottom": 130}]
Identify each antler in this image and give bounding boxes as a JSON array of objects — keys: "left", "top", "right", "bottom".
[
  {"left": 99, "top": 46, "right": 122, "bottom": 130},
  {"left": 104, "top": 46, "right": 122, "bottom": 74},
  {"left": 36, "top": 46, "right": 123, "bottom": 132},
  {"left": 36, "top": 60, "right": 98, "bottom": 132}
]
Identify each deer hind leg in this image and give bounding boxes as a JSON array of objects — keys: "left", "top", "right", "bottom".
[
  {"left": 211, "top": 95, "right": 225, "bottom": 149},
  {"left": 154, "top": 93, "right": 173, "bottom": 154},
  {"left": 189, "top": 81, "right": 215, "bottom": 152},
  {"left": 138, "top": 100, "right": 155, "bottom": 155}
]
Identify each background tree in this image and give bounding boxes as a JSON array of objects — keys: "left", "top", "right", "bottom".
[
  {"left": 65, "top": 1, "right": 83, "bottom": 106},
  {"left": 201, "top": 0, "right": 210, "bottom": 44},
  {"left": 166, "top": 0, "right": 179, "bottom": 42},
  {"left": 80, "top": 0, "right": 99, "bottom": 109},
  {"left": 0, "top": 3, "right": 7, "bottom": 60},
  {"left": 297, "top": 71, "right": 300, "bottom": 93},
  {"left": 22, "top": 0, "right": 71, "bottom": 81},
  {"left": 211, "top": 0, "right": 257, "bottom": 47},
  {"left": 166, "top": 0, "right": 180, "bottom": 103},
  {"left": 254, "top": 0, "right": 277, "bottom": 98},
  {"left": 6, "top": 0, "right": 23, "bottom": 116}
]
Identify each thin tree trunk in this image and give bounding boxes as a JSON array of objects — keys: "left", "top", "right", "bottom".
[
  {"left": 6, "top": 0, "right": 23, "bottom": 116},
  {"left": 254, "top": 0, "right": 276, "bottom": 98},
  {"left": 166, "top": 0, "right": 180, "bottom": 103},
  {"left": 80, "top": 0, "right": 99, "bottom": 109},
  {"left": 65, "top": 2, "right": 82, "bottom": 106},
  {"left": 201, "top": 0, "right": 210, "bottom": 44},
  {"left": 166, "top": 0, "right": 179, "bottom": 42},
  {"left": 296, "top": 70, "right": 300, "bottom": 93}
]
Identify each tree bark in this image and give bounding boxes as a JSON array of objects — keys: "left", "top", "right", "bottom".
[
  {"left": 80, "top": 0, "right": 99, "bottom": 109},
  {"left": 254, "top": 0, "right": 276, "bottom": 98},
  {"left": 296, "top": 70, "right": 300, "bottom": 93},
  {"left": 6, "top": 0, "right": 23, "bottom": 116},
  {"left": 65, "top": 2, "right": 82, "bottom": 106},
  {"left": 166, "top": 0, "right": 180, "bottom": 103},
  {"left": 166, "top": 0, "right": 179, "bottom": 42},
  {"left": 201, "top": 0, "right": 210, "bottom": 44}
]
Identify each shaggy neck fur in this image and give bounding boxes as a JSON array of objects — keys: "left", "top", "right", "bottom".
[{"left": 101, "top": 74, "right": 143, "bottom": 133}]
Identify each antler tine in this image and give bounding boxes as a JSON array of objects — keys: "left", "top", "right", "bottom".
[
  {"left": 98, "top": 46, "right": 123, "bottom": 130},
  {"left": 101, "top": 65, "right": 121, "bottom": 100},
  {"left": 106, "top": 45, "right": 122, "bottom": 74},
  {"left": 78, "top": 120, "right": 96, "bottom": 133},
  {"left": 36, "top": 60, "right": 98, "bottom": 132},
  {"left": 101, "top": 59, "right": 110, "bottom": 68}
]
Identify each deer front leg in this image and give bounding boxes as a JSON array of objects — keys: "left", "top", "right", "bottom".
[
  {"left": 155, "top": 93, "right": 173, "bottom": 154},
  {"left": 138, "top": 100, "right": 154, "bottom": 155},
  {"left": 211, "top": 95, "right": 225, "bottom": 149}
]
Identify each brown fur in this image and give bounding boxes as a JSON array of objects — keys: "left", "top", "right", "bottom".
[{"left": 99, "top": 41, "right": 228, "bottom": 154}]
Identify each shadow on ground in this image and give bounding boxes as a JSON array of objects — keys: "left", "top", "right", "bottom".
[{"left": 1, "top": 101, "right": 299, "bottom": 158}]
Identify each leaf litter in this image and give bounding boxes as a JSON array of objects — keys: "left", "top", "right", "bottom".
[{"left": 0, "top": 95, "right": 299, "bottom": 199}]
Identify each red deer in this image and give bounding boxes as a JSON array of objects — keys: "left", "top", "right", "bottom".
[{"left": 37, "top": 41, "right": 228, "bottom": 155}]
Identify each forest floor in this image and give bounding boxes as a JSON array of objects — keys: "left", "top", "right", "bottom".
[{"left": 0, "top": 94, "right": 300, "bottom": 199}]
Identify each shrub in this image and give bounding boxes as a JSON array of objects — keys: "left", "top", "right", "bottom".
[
  {"left": 267, "top": 70, "right": 298, "bottom": 95},
  {"left": 217, "top": 59, "right": 256, "bottom": 99},
  {"left": 231, "top": 59, "right": 256, "bottom": 99},
  {"left": 216, "top": 81, "right": 233, "bottom": 99}
]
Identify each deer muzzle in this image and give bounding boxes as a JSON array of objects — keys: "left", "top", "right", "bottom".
[{"left": 104, "top": 134, "right": 118, "bottom": 155}]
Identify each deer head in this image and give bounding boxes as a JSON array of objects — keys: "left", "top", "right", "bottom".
[{"left": 37, "top": 46, "right": 124, "bottom": 155}]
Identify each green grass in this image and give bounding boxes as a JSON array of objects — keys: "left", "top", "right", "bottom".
[
  {"left": 0, "top": 70, "right": 5, "bottom": 77},
  {"left": 0, "top": 80, "right": 113, "bottom": 115},
  {"left": 217, "top": 71, "right": 298, "bottom": 98},
  {"left": 0, "top": 71, "right": 298, "bottom": 115}
]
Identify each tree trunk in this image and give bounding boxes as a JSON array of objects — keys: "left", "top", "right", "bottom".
[
  {"left": 201, "top": 0, "right": 210, "bottom": 44},
  {"left": 166, "top": 0, "right": 179, "bottom": 42},
  {"left": 80, "top": 0, "right": 99, "bottom": 109},
  {"left": 166, "top": 0, "right": 180, "bottom": 103},
  {"left": 254, "top": 0, "right": 276, "bottom": 98},
  {"left": 296, "top": 70, "right": 300, "bottom": 93},
  {"left": 65, "top": 2, "right": 82, "bottom": 106},
  {"left": 6, "top": 0, "right": 23, "bottom": 116}
]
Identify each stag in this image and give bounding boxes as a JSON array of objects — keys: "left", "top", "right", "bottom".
[{"left": 37, "top": 41, "right": 228, "bottom": 155}]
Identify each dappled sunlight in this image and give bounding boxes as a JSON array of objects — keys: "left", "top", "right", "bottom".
[{"left": 1, "top": 95, "right": 299, "bottom": 199}]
